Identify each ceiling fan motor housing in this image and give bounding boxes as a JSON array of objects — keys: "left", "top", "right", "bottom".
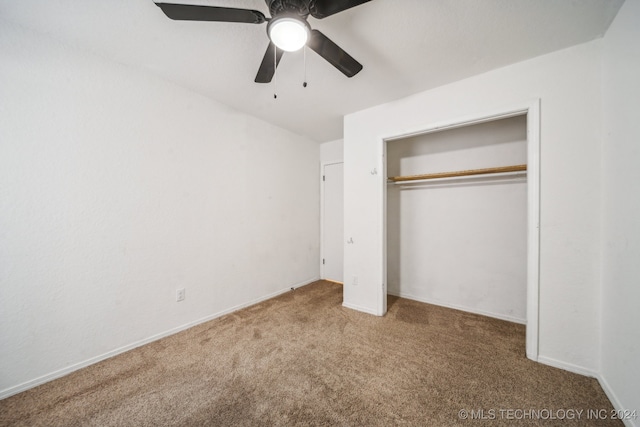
[{"left": 267, "top": 0, "right": 310, "bottom": 18}]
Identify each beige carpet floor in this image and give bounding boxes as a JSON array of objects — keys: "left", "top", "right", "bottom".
[{"left": 0, "top": 281, "right": 621, "bottom": 426}]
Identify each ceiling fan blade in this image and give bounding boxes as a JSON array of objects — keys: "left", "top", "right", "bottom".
[
  {"left": 255, "top": 42, "right": 284, "bottom": 83},
  {"left": 309, "top": 0, "right": 371, "bottom": 19},
  {"left": 156, "top": 3, "right": 266, "bottom": 24},
  {"left": 307, "top": 30, "right": 363, "bottom": 77}
]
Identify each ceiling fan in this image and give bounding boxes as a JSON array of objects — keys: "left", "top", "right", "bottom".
[{"left": 155, "top": 0, "right": 370, "bottom": 83}]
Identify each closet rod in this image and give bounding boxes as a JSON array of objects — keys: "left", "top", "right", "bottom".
[{"left": 388, "top": 164, "right": 527, "bottom": 182}]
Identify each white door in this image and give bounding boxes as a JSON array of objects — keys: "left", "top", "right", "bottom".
[{"left": 322, "top": 162, "right": 344, "bottom": 283}]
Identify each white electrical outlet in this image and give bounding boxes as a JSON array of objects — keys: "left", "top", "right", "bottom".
[
  {"left": 176, "top": 288, "right": 185, "bottom": 302},
  {"left": 352, "top": 275, "right": 358, "bottom": 286}
]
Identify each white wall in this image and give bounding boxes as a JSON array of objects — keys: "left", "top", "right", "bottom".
[
  {"left": 344, "top": 40, "right": 603, "bottom": 372},
  {"left": 320, "top": 139, "right": 344, "bottom": 164},
  {"left": 387, "top": 116, "right": 527, "bottom": 323},
  {"left": 601, "top": 0, "right": 640, "bottom": 423},
  {"left": 0, "top": 22, "right": 320, "bottom": 397}
]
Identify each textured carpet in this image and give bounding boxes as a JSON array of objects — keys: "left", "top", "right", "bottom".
[{"left": 0, "top": 281, "right": 621, "bottom": 426}]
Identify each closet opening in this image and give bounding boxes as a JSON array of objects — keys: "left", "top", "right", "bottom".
[{"left": 381, "top": 102, "right": 540, "bottom": 361}]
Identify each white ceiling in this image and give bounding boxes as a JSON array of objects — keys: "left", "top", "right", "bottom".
[{"left": 0, "top": 0, "right": 624, "bottom": 142}]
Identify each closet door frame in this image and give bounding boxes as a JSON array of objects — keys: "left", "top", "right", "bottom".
[{"left": 380, "top": 99, "right": 541, "bottom": 361}]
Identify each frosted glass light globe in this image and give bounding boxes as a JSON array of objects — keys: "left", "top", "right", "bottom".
[{"left": 268, "top": 17, "right": 309, "bottom": 52}]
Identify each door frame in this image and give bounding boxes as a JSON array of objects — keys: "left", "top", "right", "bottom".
[
  {"left": 380, "top": 100, "right": 540, "bottom": 361},
  {"left": 320, "top": 160, "right": 345, "bottom": 282}
]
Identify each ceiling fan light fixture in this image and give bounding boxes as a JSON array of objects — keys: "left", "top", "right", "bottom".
[{"left": 268, "top": 16, "right": 309, "bottom": 52}]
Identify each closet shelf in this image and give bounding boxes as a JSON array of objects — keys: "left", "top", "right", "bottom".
[{"left": 388, "top": 164, "right": 527, "bottom": 183}]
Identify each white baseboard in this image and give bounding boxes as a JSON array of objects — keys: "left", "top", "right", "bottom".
[
  {"left": 536, "top": 357, "right": 637, "bottom": 427},
  {"left": 0, "top": 277, "right": 319, "bottom": 400},
  {"left": 388, "top": 291, "right": 527, "bottom": 325},
  {"left": 342, "top": 302, "right": 381, "bottom": 316},
  {"left": 596, "top": 373, "right": 638, "bottom": 427},
  {"left": 536, "top": 360, "right": 637, "bottom": 427},
  {"left": 536, "top": 355, "right": 597, "bottom": 378}
]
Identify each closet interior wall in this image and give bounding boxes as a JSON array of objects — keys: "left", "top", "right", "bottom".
[{"left": 386, "top": 115, "right": 528, "bottom": 323}]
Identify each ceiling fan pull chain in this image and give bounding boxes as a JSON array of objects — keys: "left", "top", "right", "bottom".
[
  {"left": 274, "top": 45, "right": 278, "bottom": 99},
  {"left": 303, "top": 46, "right": 308, "bottom": 88}
]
